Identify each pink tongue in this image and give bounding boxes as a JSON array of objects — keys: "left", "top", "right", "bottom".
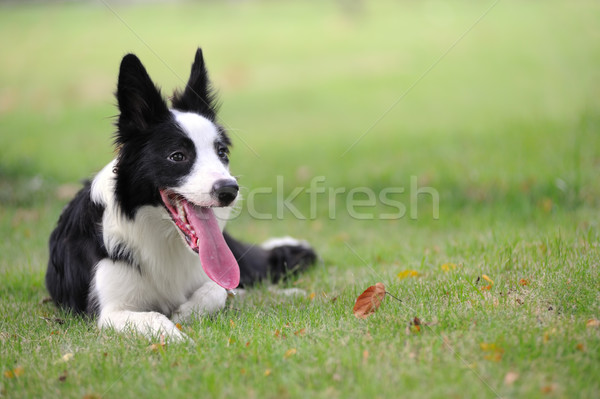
[{"left": 183, "top": 202, "right": 240, "bottom": 289}]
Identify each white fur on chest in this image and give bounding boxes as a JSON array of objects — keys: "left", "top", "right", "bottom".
[{"left": 90, "top": 161, "right": 215, "bottom": 315}]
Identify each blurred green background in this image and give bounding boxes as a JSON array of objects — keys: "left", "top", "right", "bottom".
[{"left": 1, "top": 0, "right": 599, "bottom": 261}]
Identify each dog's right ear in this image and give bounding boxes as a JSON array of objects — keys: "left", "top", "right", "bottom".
[
  {"left": 171, "top": 48, "right": 219, "bottom": 121},
  {"left": 115, "top": 54, "right": 170, "bottom": 138}
]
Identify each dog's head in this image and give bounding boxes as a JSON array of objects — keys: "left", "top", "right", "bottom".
[{"left": 113, "top": 49, "right": 239, "bottom": 289}]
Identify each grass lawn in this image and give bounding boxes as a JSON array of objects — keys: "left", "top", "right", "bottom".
[{"left": 1, "top": 0, "right": 599, "bottom": 398}]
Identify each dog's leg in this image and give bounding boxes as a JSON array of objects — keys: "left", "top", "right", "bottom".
[
  {"left": 224, "top": 232, "right": 317, "bottom": 287},
  {"left": 171, "top": 281, "right": 228, "bottom": 324},
  {"left": 98, "top": 309, "right": 186, "bottom": 341},
  {"left": 93, "top": 259, "right": 186, "bottom": 341}
]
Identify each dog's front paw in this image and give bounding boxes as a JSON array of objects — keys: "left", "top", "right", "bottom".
[
  {"left": 99, "top": 310, "right": 187, "bottom": 342},
  {"left": 172, "top": 282, "right": 228, "bottom": 323},
  {"left": 261, "top": 236, "right": 317, "bottom": 283}
]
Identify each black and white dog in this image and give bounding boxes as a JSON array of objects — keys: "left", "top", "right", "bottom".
[{"left": 46, "top": 48, "right": 316, "bottom": 340}]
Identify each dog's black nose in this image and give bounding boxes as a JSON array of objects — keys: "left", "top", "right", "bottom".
[{"left": 212, "top": 179, "right": 239, "bottom": 206}]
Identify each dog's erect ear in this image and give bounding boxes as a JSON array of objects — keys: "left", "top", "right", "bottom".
[
  {"left": 116, "top": 54, "right": 170, "bottom": 135},
  {"left": 171, "top": 48, "right": 219, "bottom": 121}
]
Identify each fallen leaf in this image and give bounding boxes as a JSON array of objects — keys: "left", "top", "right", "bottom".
[
  {"left": 4, "top": 366, "right": 24, "bottom": 379},
  {"left": 519, "top": 278, "right": 529, "bottom": 286},
  {"left": 586, "top": 319, "right": 600, "bottom": 328},
  {"left": 294, "top": 328, "right": 306, "bottom": 336},
  {"left": 480, "top": 342, "right": 504, "bottom": 361},
  {"left": 175, "top": 323, "right": 182, "bottom": 331},
  {"left": 309, "top": 292, "right": 316, "bottom": 300},
  {"left": 482, "top": 274, "right": 494, "bottom": 285},
  {"left": 397, "top": 270, "right": 419, "bottom": 280},
  {"left": 541, "top": 383, "right": 557, "bottom": 394},
  {"left": 410, "top": 316, "right": 422, "bottom": 333},
  {"left": 362, "top": 350, "right": 369, "bottom": 363},
  {"left": 504, "top": 371, "right": 519, "bottom": 386},
  {"left": 274, "top": 329, "right": 287, "bottom": 339},
  {"left": 543, "top": 332, "right": 551, "bottom": 343},
  {"left": 58, "top": 370, "right": 68, "bottom": 382},
  {"left": 353, "top": 283, "right": 386, "bottom": 319},
  {"left": 61, "top": 353, "right": 74, "bottom": 363},
  {"left": 284, "top": 348, "right": 297, "bottom": 359},
  {"left": 576, "top": 343, "right": 585, "bottom": 352},
  {"left": 441, "top": 263, "right": 457, "bottom": 272},
  {"left": 148, "top": 335, "right": 166, "bottom": 353},
  {"left": 264, "top": 369, "right": 271, "bottom": 377},
  {"left": 481, "top": 284, "right": 493, "bottom": 291}
]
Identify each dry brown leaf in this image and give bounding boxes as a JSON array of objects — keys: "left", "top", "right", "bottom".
[
  {"left": 586, "top": 319, "right": 600, "bottom": 328},
  {"left": 541, "top": 383, "right": 557, "bottom": 394},
  {"left": 274, "top": 329, "right": 287, "bottom": 339},
  {"left": 58, "top": 370, "right": 68, "bottom": 382},
  {"left": 519, "top": 278, "right": 529, "bottom": 286},
  {"left": 353, "top": 283, "right": 386, "bottom": 319},
  {"left": 294, "top": 328, "right": 306, "bottom": 336},
  {"left": 4, "top": 366, "right": 24, "bottom": 379},
  {"left": 148, "top": 334, "right": 166, "bottom": 352},
  {"left": 284, "top": 348, "right": 297, "bottom": 359},
  {"left": 480, "top": 342, "right": 504, "bottom": 361}
]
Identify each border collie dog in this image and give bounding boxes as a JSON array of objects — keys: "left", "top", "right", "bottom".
[{"left": 46, "top": 48, "right": 316, "bottom": 341}]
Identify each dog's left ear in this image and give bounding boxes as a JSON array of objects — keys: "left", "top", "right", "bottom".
[{"left": 172, "top": 48, "right": 219, "bottom": 121}]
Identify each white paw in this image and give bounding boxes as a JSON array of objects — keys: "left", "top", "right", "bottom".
[
  {"left": 172, "top": 282, "right": 228, "bottom": 323},
  {"left": 99, "top": 310, "right": 187, "bottom": 342},
  {"left": 261, "top": 236, "right": 311, "bottom": 251}
]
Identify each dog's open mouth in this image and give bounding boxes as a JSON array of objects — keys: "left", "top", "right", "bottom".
[{"left": 159, "top": 190, "right": 240, "bottom": 290}]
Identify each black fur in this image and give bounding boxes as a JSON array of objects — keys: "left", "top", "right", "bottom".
[
  {"left": 114, "top": 55, "right": 200, "bottom": 219},
  {"left": 172, "top": 48, "right": 219, "bottom": 121},
  {"left": 224, "top": 232, "right": 317, "bottom": 287},
  {"left": 46, "top": 182, "right": 106, "bottom": 314}
]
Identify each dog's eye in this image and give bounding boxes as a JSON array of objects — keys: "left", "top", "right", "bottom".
[
  {"left": 217, "top": 147, "right": 229, "bottom": 162},
  {"left": 169, "top": 152, "right": 186, "bottom": 162}
]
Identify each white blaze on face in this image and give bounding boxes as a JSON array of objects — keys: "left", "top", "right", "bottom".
[
  {"left": 170, "top": 110, "right": 235, "bottom": 206},
  {"left": 164, "top": 110, "right": 240, "bottom": 289}
]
